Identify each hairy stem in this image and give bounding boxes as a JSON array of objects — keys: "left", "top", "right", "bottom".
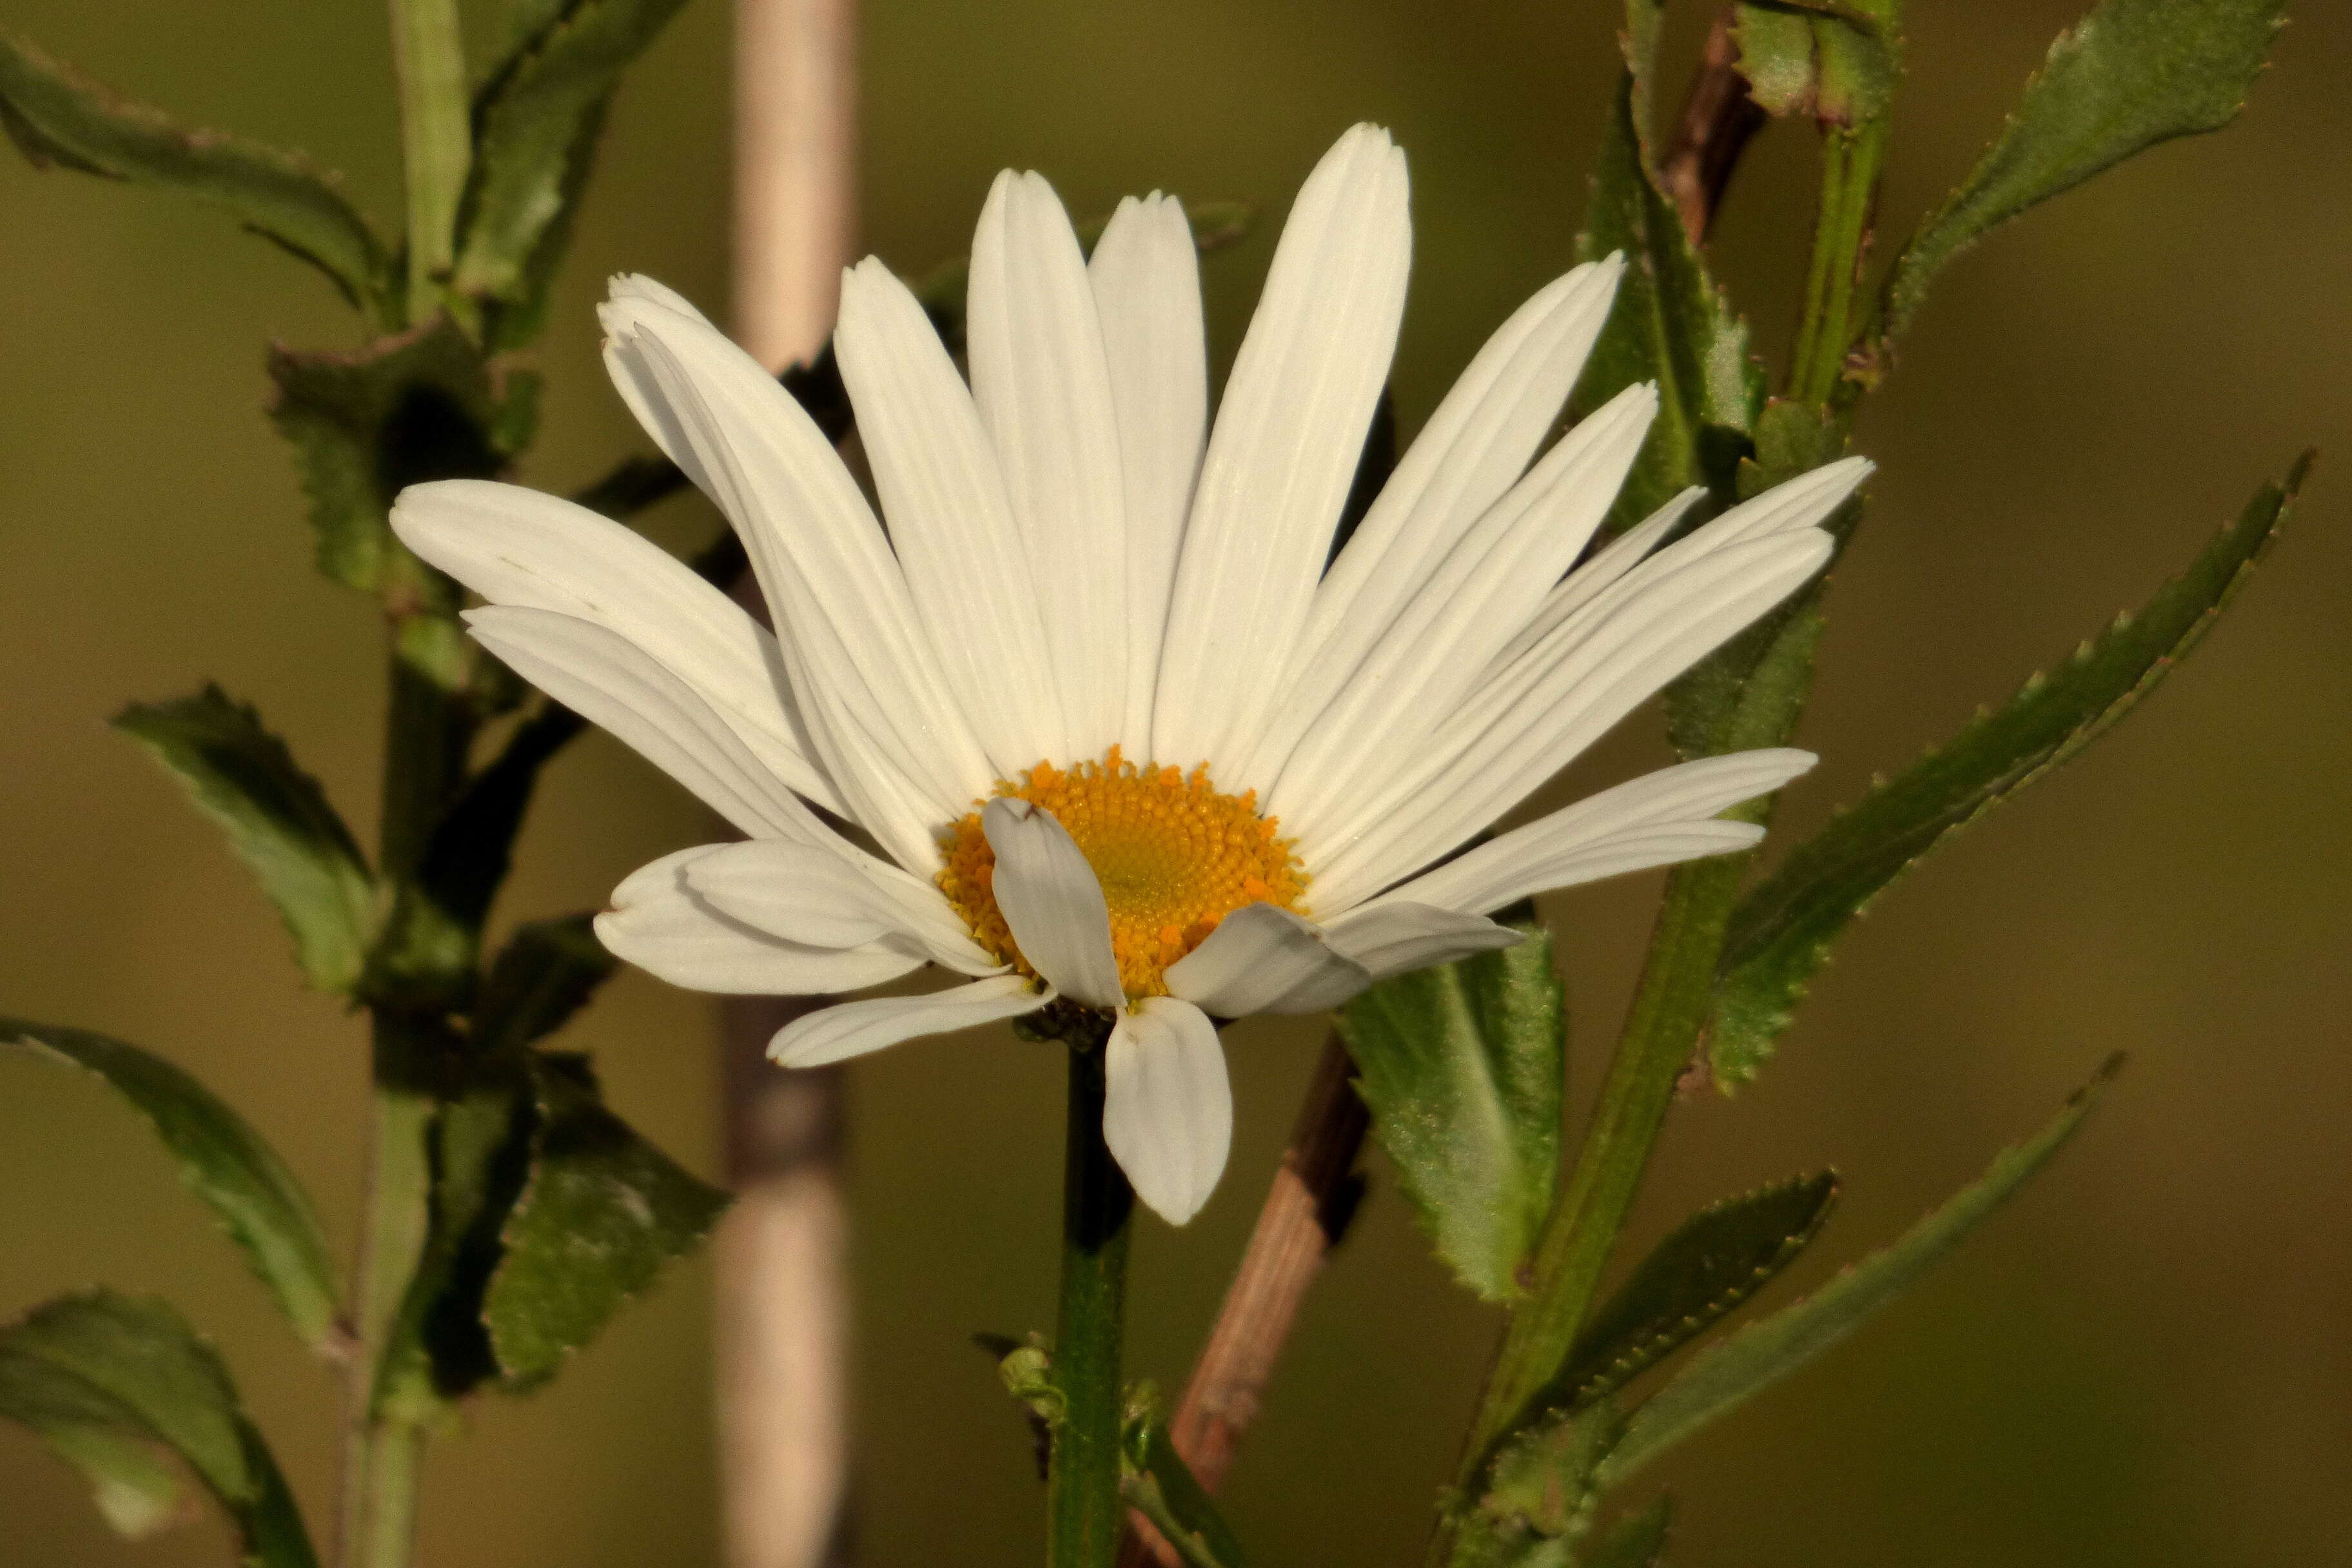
[
  {"left": 1050, "top": 1042, "right": 1133, "bottom": 1568},
  {"left": 386, "top": 0, "right": 470, "bottom": 323}
]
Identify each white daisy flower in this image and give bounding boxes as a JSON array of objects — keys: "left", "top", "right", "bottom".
[{"left": 391, "top": 124, "right": 1868, "bottom": 1226}]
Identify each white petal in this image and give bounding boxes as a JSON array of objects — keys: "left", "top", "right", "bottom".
[
  {"left": 391, "top": 478, "right": 845, "bottom": 816},
  {"left": 1090, "top": 193, "right": 1209, "bottom": 754},
  {"left": 768, "top": 974, "right": 1048, "bottom": 1068},
  {"left": 596, "top": 848, "right": 925, "bottom": 995},
  {"left": 1365, "top": 750, "right": 1814, "bottom": 916},
  {"left": 1153, "top": 124, "right": 1411, "bottom": 776},
  {"left": 466, "top": 606, "right": 821, "bottom": 844},
  {"left": 1104, "top": 997, "right": 1231, "bottom": 1226},
  {"left": 682, "top": 838, "right": 1002, "bottom": 975},
  {"left": 981, "top": 798, "right": 1125, "bottom": 1009},
  {"left": 602, "top": 281, "right": 994, "bottom": 870},
  {"left": 1266, "top": 381, "right": 1660, "bottom": 829},
  {"left": 968, "top": 171, "right": 1130, "bottom": 759},
  {"left": 833, "top": 257, "right": 1066, "bottom": 774},
  {"left": 599, "top": 275, "right": 720, "bottom": 493},
  {"left": 1303, "top": 528, "right": 1834, "bottom": 912},
  {"left": 1163, "top": 904, "right": 1375, "bottom": 1017},
  {"left": 1484, "top": 486, "right": 1707, "bottom": 679},
  {"left": 1320, "top": 903, "right": 1525, "bottom": 979},
  {"left": 1246, "top": 256, "right": 1627, "bottom": 788}
]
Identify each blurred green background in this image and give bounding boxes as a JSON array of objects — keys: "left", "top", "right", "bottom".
[{"left": 3, "top": 1, "right": 2347, "bottom": 1563}]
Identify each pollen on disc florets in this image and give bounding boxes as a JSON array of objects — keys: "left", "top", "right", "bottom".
[{"left": 938, "top": 747, "right": 1309, "bottom": 1000}]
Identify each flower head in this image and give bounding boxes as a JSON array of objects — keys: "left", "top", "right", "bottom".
[{"left": 393, "top": 124, "right": 1867, "bottom": 1224}]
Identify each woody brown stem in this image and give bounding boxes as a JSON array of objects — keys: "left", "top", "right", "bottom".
[{"left": 1659, "top": 8, "right": 1766, "bottom": 244}]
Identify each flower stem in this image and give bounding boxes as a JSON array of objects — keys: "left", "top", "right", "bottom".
[
  {"left": 1050, "top": 1039, "right": 1134, "bottom": 1568},
  {"left": 1788, "top": 122, "right": 1889, "bottom": 407},
  {"left": 386, "top": 0, "right": 470, "bottom": 324}
]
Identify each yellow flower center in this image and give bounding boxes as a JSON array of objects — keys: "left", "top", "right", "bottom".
[{"left": 937, "top": 747, "right": 1309, "bottom": 999}]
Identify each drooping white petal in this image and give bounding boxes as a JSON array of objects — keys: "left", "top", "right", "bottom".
[
  {"left": 392, "top": 478, "right": 845, "bottom": 816},
  {"left": 1153, "top": 124, "right": 1411, "bottom": 776},
  {"left": 981, "top": 798, "right": 1125, "bottom": 1010},
  {"left": 768, "top": 974, "right": 1048, "bottom": 1069},
  {"left": 1304, "top": 527, "right": 1834, "bottom": 912},
  {"left": 1320, "top": 903, "right": 1525, "bottom": 979},
  {"left": 1104, "top": 996, "right": 1231, "bottom": 1226},
  {"left": 466, "top": 607, "right": 823, "bottom": 845},
  {"left": 601, "top": 279, "right": 994, "bottom": 870},
  {"left": 1266, "top": 381, "right": 1660, "bottom": 828},
  {"left": 968, "top": 171, "right": 1130, "bottom": 760},
  {"left": 1163, "top": 904, "right": 1375, "bottom": 1016},
  {"left": 1362, "top": 750, "right": 1815, "bottom": 916},
  {"left": 1090, "top": 193, "right": 1209, "bottom": 752},
  {"left": 833, "top": 257, "right": 1066, "bottom": 774},
  {"left": 1244, "top": 255, "right": 1627, "bottom": 788},
  {"left": 596, "top": 848, "right": 925, "bottom": 995},
  {"left": 682, "top": 838, "right": 1003, "bottom": 975}
]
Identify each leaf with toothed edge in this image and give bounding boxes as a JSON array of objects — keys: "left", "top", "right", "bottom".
[
  {"left": 482, "top": 1052, "right": 729, "bottom": 1389},
  {"left": 1562, "top": 1171, "right": 1839, "bottom": 1404},
  {"left": 0, "top": 1021, "right": 340, "bottom": 1349},
  {"left": 1598, "top": 1056, "right": 2122, "bottom": 1487},
  {"left": 1121, "top": 1384, "right": 1248, "bottom": 1568},
  {"left": 1710, "top": 454, "right": 2310, "bottom": 1089},
  {"left": 1338, "top": 908, "right": 1562, "bottom": 1304},
  {"left": 112, "top": 685, "right": 377, "bottom": 995},
  {"left": 0, "top": 1289, "right": 320, "bottom": 1566},
  {"left": 0, "top": 28, "right": 392, "bottom": 317}
]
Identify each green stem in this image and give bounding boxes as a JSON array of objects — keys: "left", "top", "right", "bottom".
[
  {"left": 1458, "top": 852, "right": 1752, "bottom": 1470},
  {"left": 1788, "top": 122, "right": 1889, "bottom": 407},
  {"left": 387, "top": 0, "right": 470, "bottom": 324},
  {"left": 1049, "top": 1041, "right": 1133, "bottom": 1568},
  {"left": 337, "top": 1057, "right": 434, "bottom": 1568}
]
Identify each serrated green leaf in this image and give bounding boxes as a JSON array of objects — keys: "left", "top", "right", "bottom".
[
  {"left": 0, "top": 30, "right": 393, "bottom": 319},
  {"left": 453, "top": 0, "right": 687, "bottom": 309},
  {"left": 0, "top": 1290, "right": 320, "bottom": 1567},
  {"left": 113, "top": 686, "right": 375, "bottom": 994},
  {"left": 1569, "top": 72, "right": 1765, "bottom": 537},
  {"left": 268, "top": 318, "right": 513, "bottom": 591},
  {"left": 483, "top": 1052, "right": 729, "bottom": 1388},
  {"left": 1120, "top": 1384, "right": 1246, "bottom": 1568},
  {"left": 0, "top": 1022, "right": 340, "bottom": 1348},
  {"left": 474, "top": 912, "right": 616, "bottom": 1054},
  {"left": 1338, "top": 913, "right": 1563, "bottom": 1303},
  {"left": 1712, "top": 453, "right": 2308, "bottom": 1086},
  {"left": 1563, "top": 1171, "right": 1839, "bottom": 1403},
  {"left": 1600, "top": 1056, "right": 2121, "bottom": 1485},
  {"left": 1582, "top": 1496, "right": 1673, "bottom": 1568},
  {"left": 1880, "top": 0, "right": 2286, "bottom": 342}
]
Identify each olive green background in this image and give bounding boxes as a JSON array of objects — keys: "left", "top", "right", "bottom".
[{"left": 2, "top": 2, "right": 2346, "bottom": 1563}]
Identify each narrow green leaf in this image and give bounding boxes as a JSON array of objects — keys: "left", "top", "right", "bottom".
[
  {"left": 483, "top": 1052, "right": 729, "bottom": 1388},
  {"left": 0, "top": 1290, "right": 320, "bottom": 1567},
  {"left": 1569, "top": 73, "right": 1765, "bottom": 537},
  {"left": 1881, "top": 0, "right": 2286, "bottom": 341},
  {"left": 1583, "top": 1496, "right": 1673, "bottom": 1568},
  {"left": 113, "top": 686, "right": 375, "bottom": 994},
  {"left": 1338, "top": 912, "right": 1563, "bottom": 1303},
  {"left": 0, "top": 29, "right": 391, "bottom": 318},
  {"left": 268, "top": 317, "right": 514, "bottom": 592},
  {"left": 0, "top": 1022, "right": 340, "bottom": 1348},
  {"left": 1563, "top": 1172, "right": 1839, "bottom": 1403},
  {"left": 474, "top": 912, "right": 617, "bottom": 1054},
  {"left": 1712, "top": 454, "right": 2309, "bottom": 1086},
  {"left": 1119, "top": 1387, "right": 1247, "bottom": 1568},
  {"left": 1600, "top": 1056, "right": 2121, "bottom": 1485},
  {"left": 452, "top": 0, "right": 690, "bottom": 304}
]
